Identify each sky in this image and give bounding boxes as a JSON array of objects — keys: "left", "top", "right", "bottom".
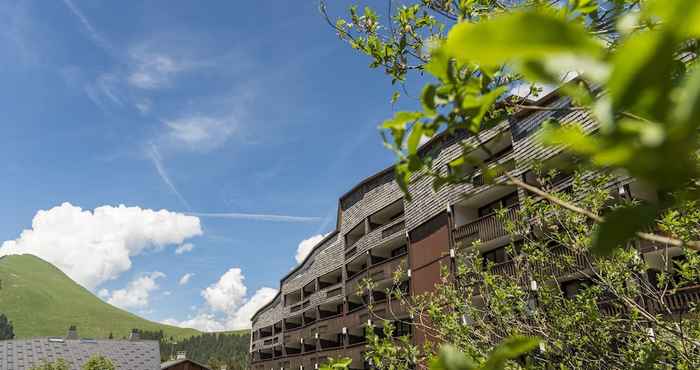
[{"left": 0, "top": 0, "right": 424, "bottom": 331}]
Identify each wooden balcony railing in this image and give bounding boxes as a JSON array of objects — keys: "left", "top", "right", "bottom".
[
  {"left": 662, "top": 284, "right": 700, "bottom": 313},
  {"left": 382, "top": 220, "right": 405, "bottom": 239},
  {"left": 491, "top": 260, "right": 516, "bottom": 278},
  {"left": 453, "top": 205, "right": 519, "bottom": 246},
  {"left": 534, "top": 244, "right": 591, "bottom": 277}
]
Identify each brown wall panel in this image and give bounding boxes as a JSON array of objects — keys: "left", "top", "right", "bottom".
[
  {"left": 409, "top": 213, "right": 450, "bottom": 271},
  {"left": 411, "top": 257, "right": 450, "bottom": 295}
]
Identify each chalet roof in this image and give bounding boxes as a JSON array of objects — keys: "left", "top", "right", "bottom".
[
  {"left": 0, "top": 337, "right": 160, "bottom": 370},
  {"left": 161, "top": 358, "right": 212, "bottom": 369}
]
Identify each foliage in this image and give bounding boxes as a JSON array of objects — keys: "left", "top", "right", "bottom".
[
  {"left": 321, "top": 336, "right": 538, "bottom": 370},
  {"left": 0, "top": 313, "right": 14, "bottom": 339},
  {"left": 355, "top": 171, "right": 700, "bottom": 369},
  {"left": 142, "top": 330, "right": 250, "bottom": 370},
  {"left": 28, "top": 359, "right": 70, "bottom": 370},
  {"left": 325, "top": 0, "right": 700, "bottom": 256},
  {"left": 0, "top": 255, "right": 199, "bottom": 339},
  {"left": 81, "top": 355, "right": 115, "bottom": 370}
]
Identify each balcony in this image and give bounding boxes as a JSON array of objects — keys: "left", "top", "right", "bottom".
[
  {"left": 346, "top": 198, "right": 406, "bottom": 256},
  {"left": 533, "top": 244, "right": 592, "bottom": 277},
  {"left": 660, "top": 284, "right": 700, "bottom": 313},
  {"left": 367, "top": 254, "right": 407, "bottom": 284},
  {"left": 453, "top": 205, "right": 519, "bottom": 246},
  {"left": 491, "top": 259, "right": 516, "bottom": 278}
]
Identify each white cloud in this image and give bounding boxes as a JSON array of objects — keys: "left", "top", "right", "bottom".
[
  {"left": 104, "top": 271, "right": 165, "bottom": 309},
  {"left": 161, "top": 313, "right": 227, "bottom": 332},
  {"left": 225, "top": 287, "right": 278, "bottom": 330},
  {"left": 175, "top": 243, "right": 194, "bottom": 255},
  {"left": 295, "top": 234, "right": 328, "bottom": 264},
  {"left": 0, "top": 202, "right": 202, "bottom": 289},
  {"left": 163, "top": 291, "right": 172, "bottom": 296},
  {"left": 179, "top": 273, "right": 194, "bottom": 285},
  {"left": 201, "top": 268, "right": 247, "bottom": 313},
  {"left": 164, "top": 115, "right": 236, "bottom": 150},
  {"left": 135, "top": 99, "right": 152, "bottom": 114},
  {"left": 127, "top": 53, "right": 185, "bottom": 90},
  {"left": 97, "top": 288, "right": 110, "bottom": 299},
  {"left": 165, "top": 268, "right": 277, "bottom": 331}
]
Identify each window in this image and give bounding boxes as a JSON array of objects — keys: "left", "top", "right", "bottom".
[
  {"left": 478, "top": 192, "right": 519, "bottom": 217},
  {"left": 482, "top": 247, "right": 509, "bottom": 265}
]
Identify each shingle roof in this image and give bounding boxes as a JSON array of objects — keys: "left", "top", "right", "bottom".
[
  {"left": 0, "top": 337, "right": 160, "bottom": 370},
  {"left": 160, "top": 358, "right": 211, "bottom": 369}
]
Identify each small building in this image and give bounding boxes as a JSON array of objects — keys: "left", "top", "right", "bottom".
[
  {"left": 0, "top": 327, "right": 160, "bottom": 370},
  {"left": 160, "top": 358, "right": 212, "bottom": 370}
]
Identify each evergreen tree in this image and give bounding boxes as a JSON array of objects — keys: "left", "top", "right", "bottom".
[{"left": 0, "top": 313, "right": 14, "bottom": 340}]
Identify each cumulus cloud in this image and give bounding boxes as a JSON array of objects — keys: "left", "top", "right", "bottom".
[
  {"left": 175, "top": 243, "right": 194, "bottom": 255},
  {"left": 225, "top": 287, "right": 278, "bottom": 329},
  {"left": 164, "top": 115, "right": 236, "bottom": 150},
  {"left": 179, "top": 273, "right": 194, "bottom": 286},
  {"left": 165, "top": 268, "right": 277, "bottom": 331},
  {"left": 202, "top": 268, "right": 247, "bottom": 313},
  {"left": 0, "top": 202, "right": 202, "bottom": 289},
  {"left": 161, "top": 313, "right": 226, "bottom": 332},
  {"left": 104, "top": 272, "right": 165, "bottom": 309},
  {"left": 295, "top": 234, "right": 328, "bottom": 264}
]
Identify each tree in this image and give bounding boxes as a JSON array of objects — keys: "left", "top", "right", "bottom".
[
  {"left": 324, "top": 1, "right": 700, "bottom": 366},
  {"left": 0, "top": 313, "right": 14, "bottom": 340},
  {"left": 29, "top": 359, "right": 70, "bottom": 370},
  {"left": 324, "top": 0, "right": 700, "bottom": 256},
  {"left": 81, "top": 355, "right": 115, "bottom": 370},
  {"left": 355, "top": 170, "right": 700, "bottom": 369}
]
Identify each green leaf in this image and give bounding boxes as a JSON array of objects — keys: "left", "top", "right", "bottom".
[
  {"left": 670, "top": 67, "right": 700, "bottom": 139},
  {"left": 460, "top": 86, "right": 507, "bottom": 132},
  {"left": 592, "top": 203, "right": 659, "bottom": 256},
  {"left": 540, "top": 124, "right": 600, "bottom": 154},
  {"left": 381, "top": 111, "right": 423, "bottom": 130},
  {"left": 407, "top": 122, "right": 425, "bottom": 155},
  {"left": 483, "top": 336, "right": 540, "bottom": 370},
  {"left": 430, "top": 345, "right": 477, "bottom": 370},
  {"left": 444, "top": 12, "right": 601, "bottom": 66},
  {"left": 425, "top": 44, "right": 451, "bottom": 82},
  {"left": 381, "top": 111, "right": 423, "bottom": 149},
  {"left": 421, "top": 84, "right": 438, "bottom": 115},
  {"left": 606, "top": 30, "right": 676, "bottom": 119}
]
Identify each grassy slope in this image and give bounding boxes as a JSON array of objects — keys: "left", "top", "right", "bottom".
[{"left": 0, "top": 254, "right": 200, "bottom": 339}]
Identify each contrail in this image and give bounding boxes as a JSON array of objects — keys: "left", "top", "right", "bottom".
[
  {"left": 147, "top": 144, "right": 192, "bottom": 211},
  {"left": 188, "top": 212, "right": 320, "bottom": 223},
  {"left": 61, "top": 0, "right": 114, "bottom": 54}
]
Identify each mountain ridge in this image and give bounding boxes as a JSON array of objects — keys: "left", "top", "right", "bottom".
[{"left": 0, "top": 254, "right": 201, "bottom": 339}]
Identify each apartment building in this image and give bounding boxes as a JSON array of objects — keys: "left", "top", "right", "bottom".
[{"left": 249, "top": 91, "right": 697, "bottom": 370}]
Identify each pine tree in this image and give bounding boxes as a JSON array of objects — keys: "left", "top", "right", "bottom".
[{"left": 0, "top": 313, "right": 14, "bottom": 340}]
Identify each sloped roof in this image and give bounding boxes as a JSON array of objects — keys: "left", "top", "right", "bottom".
[
  {"left": 0, "top": 337, "right": 160, "bottom": 370},
  {"left": 161, "top": 358, "right": 212, "bottom": 369}
]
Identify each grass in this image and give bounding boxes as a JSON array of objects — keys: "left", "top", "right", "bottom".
[{"left": 0, "top": 254, "right": 201, "bottom": 339}]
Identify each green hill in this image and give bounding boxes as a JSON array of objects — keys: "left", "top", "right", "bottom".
[{"left": 0, "top": 254, "right": 201, "bottom": 339}]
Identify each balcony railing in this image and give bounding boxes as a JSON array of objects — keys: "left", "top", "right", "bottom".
[
  {"left": 533, "top": 244, "right": 591, "bottom": 277},
  {"left": 491, "top": 260, "right": 516, "bottom": 278},
  {"left": 381, "top": 220, "right": 405, "bottom": 239},
  {"left": 346, "top": 217, "right": 406, "bottom": 252},
  {"left": 662, "top": 284, "right": 700, "bottom": 313},
  {"left": 453, "top": 205, "right": 519, "bottom": 246}
]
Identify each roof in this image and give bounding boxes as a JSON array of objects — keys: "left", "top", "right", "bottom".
[
  {"left": 161, "top": 358, "right": 211, "bottom": 370},
  {"left": 0, "top": 337, "right": 160, "bottom": 370}
]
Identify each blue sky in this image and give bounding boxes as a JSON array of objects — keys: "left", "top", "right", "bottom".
[{"left": 0, "top": 0, "right": 423, "bottom": 330}]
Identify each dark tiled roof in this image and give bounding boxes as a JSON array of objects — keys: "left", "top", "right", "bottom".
[
  {"left": 0, "top": 338, "right": 160, "bottom": 370},
  {"left": 160, "top": 358, "right": 211, "bottom": 369}
]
